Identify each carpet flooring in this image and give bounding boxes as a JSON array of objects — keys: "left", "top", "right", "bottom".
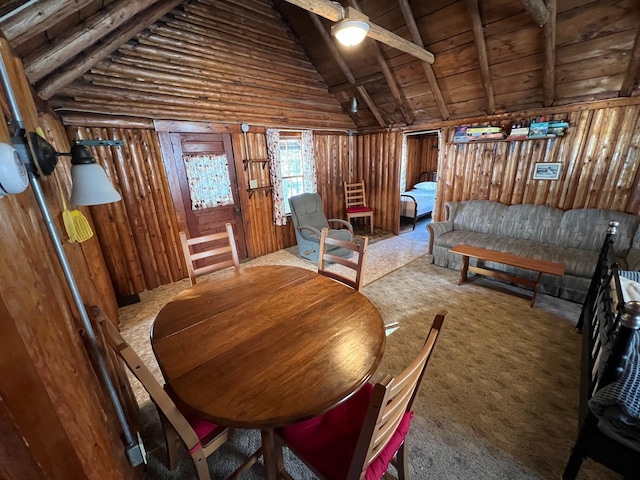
[{"left": 119, "top": 235, "right": 621, "bottom": 480}]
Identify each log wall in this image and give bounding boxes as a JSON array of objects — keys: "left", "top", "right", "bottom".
[
  {"left": 0, "top": 41, "right": 136, "bottom": 480},
  {"left": 434, "top": 105, "right": 640, "bottom": 221}
]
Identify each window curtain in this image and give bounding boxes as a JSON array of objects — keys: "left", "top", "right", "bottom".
[{"left": 267, "top": 129, "right": 317, "bottom": 226}]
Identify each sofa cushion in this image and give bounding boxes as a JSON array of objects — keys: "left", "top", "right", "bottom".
[
  {"left": 496, "top": 204, "right": 564, "bottom": 244},
  {"left": 448, "top": 200, "right": 507, "bottom": 235},
  {"left": 559, "top": 209, "right": 640, "bottom": 255}
]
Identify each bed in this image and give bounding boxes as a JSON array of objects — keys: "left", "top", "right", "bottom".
[
  {"left": 563, "top": 221, "right": 640, "bottom": 479},
  {"left": 400, "top": 171, "right": 437, "bottom": 230}
]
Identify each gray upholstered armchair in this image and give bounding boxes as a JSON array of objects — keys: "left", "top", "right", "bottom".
[{"left": 289, "top": 193, "right": 354, "bottom": 262}]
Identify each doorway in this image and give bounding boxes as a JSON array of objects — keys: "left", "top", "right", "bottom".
[{"left": 168, "top": 132, "right": 248, "bottom": 259}]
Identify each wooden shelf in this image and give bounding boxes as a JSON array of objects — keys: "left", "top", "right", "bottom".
[
  {"left": 453, "top": 135, "right": 563, "bottom": 145},
  {"left": 247, "top": 186, "right": 273, "bottom": 198}
]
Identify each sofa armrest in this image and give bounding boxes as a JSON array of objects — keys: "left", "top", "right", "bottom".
[
  {"left": 427, "top": 221, "right": 453, "bottom": 254},
  {"left": 626, "top": 247, "right": 640, "bottom": 271},
  {"left": 328, "top": 219, "right": 354, "bottom": 234}
]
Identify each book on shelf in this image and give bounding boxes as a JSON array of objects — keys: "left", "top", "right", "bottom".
[{"left": 528, "top": 122, "right": 549, "bottom": 138}]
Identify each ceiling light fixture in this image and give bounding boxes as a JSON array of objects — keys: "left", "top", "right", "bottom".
[
  {"left": 331, "top": 18, "right": 370, "bottom": 46},
  {"left": 350, "top": 96, "right": 358, "bottom": 114}
]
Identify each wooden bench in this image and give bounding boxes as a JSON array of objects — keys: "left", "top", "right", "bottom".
[{"left": 449, "top": 244, "right": 566, "bottom": 307}]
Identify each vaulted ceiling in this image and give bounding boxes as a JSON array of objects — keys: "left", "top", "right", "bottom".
[{"left": 0, "top": 0, "right": 638, "bottom": 130}]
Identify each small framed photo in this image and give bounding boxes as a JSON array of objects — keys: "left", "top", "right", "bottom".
[{"left": 533, "top": 162, "right": 561, "bottom": 180}]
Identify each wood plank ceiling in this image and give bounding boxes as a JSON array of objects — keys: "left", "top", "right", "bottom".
[{"left": 0, "top": 0, "right": 639, "bottom": 130}]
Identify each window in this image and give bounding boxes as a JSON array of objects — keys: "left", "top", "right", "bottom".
[{"left": 279, "top": 137, "right": 304, "bottom": 214}]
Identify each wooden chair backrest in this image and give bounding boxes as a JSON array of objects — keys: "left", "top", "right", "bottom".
[
  {"left": 96, "top": 308, "right": 202, "bottom": 452},
  {"left": 179, "top": 223, "right": 240, "bottom": 285},
  {"left": 344, "top": 181, "right": 368, "bottom": 209},
  {"left": 348, "top": 310, "right": 447, "bottom": 479},
  {"left": 317, "top": 227, "right": 368, "bottom": 291}
]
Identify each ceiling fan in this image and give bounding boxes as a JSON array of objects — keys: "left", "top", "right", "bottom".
[{"left": 283, "top": 0, "right": 435, "bottom": 64}]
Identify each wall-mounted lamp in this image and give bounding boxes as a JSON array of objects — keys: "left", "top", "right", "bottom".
[
  {"left": 332, "top": 18, "right": 370, "bottom": 46},
  {"left": 0, "top": 131, "right": 121, "bottom": 206}
]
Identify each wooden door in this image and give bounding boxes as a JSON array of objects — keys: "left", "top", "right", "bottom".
[{"left": 169, "top": 133, "right": 247, "bottom": 259}]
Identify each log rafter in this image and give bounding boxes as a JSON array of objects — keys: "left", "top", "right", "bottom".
[
  {"left": 23, "top": 0, "right": 160, "bottom": 83},
  {"left": 308, "top": 12, "right": 385, "bottom": 127},
  {"left": 522, "top": 0, "right": 550, "bottom": 26},
  {"left": 542, "top": 0, "right": 556, "bottom": 107},
  {"left": 620, "top": 27, "right": 640, "bottom": 97},
  {"left": 398, "top": 0, "right": 450, "bottom": 120},
  {"left": 467, "top": 0, "right": 495, "bottom": 115},
  {"left": 348, "top": 0, "right": 415, "bottom": 125},
  {"left": 37, "top": 0, "right": 184, "bottom": 100}
]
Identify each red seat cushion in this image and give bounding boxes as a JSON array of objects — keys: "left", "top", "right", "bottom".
[
  {"left": 347, "top": 206, "right": 372, "bottom": 213},
  {"left": 280, "top": 383, "right": 413, "bottom": 480},
  {"left": 179, "top": 406, "right": 225, "bottom": 441}
]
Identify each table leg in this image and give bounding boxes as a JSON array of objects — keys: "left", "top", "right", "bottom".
[
  {"left": 459, "top": 255, "right": 469, "bottom": 285},
  {"left": 261, "top": 428, "right": 284, "bottom": 480},
  {"left": 531, "top": 272, "right": 543, "bottom": 307}
]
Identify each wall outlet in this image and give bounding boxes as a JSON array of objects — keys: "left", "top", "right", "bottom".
[{"left": 249, "top": 179, "right": 258, "bottom": 189}]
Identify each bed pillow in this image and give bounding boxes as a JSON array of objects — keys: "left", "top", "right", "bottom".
[{"left": 413, "top": 181, "right": 437, "bottom": 192}]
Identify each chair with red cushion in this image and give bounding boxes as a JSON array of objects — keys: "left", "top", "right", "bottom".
[
  {"left": 344, "top": 181, "right": 374, "bottom": 235},
  {"left": 95, "top": 307, "right": 260, "bottom": 480},
  {"left": 277, "top": 310, "right": 447, "bottom": 480}
]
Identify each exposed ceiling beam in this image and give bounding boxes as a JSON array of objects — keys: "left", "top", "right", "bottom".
[
  {"left": 24, "top": 0, "right": 160, "bottom": 83},
  {"left": 542, "top": 0, "right": 556, "bottom": 106},
  {"left": 282, "top": 0, "right": 434, "bottom": 64},
  {"left": 467, "top": 0, "right": 495, "bottom": 115},
  {"left": 0, "top": 0, "right": 95, "bottom": 47},
  {"left": 620, "top": 28, "right": 640, "bottom": 97},
  {"left": 349, "top": 0, "right": 415, "bottom": 125},
  {"left": 398, "top": 0, "right": 450, "bottom": 120},
  {"left": 522, "top": 0, "right": 549, "bottom": 26},
  {"left": 37, "top": 0, "right": 183, "bottom": 100},
  {"left": 328, "top": 72, "right": 385, "bottom": 94},
  {"left": 308, "top": 12, "right": 385, "bottom": 127}
]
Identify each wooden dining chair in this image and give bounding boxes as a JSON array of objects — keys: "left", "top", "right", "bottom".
[
  {"left": 318, "top": 227, "right": 368, "bottom": 291},
  {"left": 276, "top": 310, "right": 447, "bottom": 480},
  {"left": 344, "top": 181, "right": 374, "bottom": 234},
  {"left": 179, "top": 223, "right": 240, "bottom": 285},
  {"left": 95, "top": 308, "right": 260, "bottom": 480}
]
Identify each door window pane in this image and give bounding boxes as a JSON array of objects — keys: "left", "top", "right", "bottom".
[{"left": 184, "top": 154, "right": 233, "bottom": 209}]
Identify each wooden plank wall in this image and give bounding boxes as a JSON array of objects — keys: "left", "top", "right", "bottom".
[
  {"left": 0, "top": 41, "right": 136, "bottom": 480},
  {"left": 405, "top": 134, "right": 439, "bottom": 190},
  {"left": 65, "top": 123, "right": 186, "bottom": 299},
  {"left": 434, "top": 105, "right": 640, "bottom": 221}
]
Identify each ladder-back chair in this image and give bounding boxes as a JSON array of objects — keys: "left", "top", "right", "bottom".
[
  {"left": 344, "top": 181, "right": 374, "bottom": 235},
  {"left": 179, "top": 223, "right": 240, "bottom": 285},
  {"left": 317, "top": 227, "right": 368, "bottom": 291},
  {"left": 277, "top": 310, "right": 447, "bottom": 480}
]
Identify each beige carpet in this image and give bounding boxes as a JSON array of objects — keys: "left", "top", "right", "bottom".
[{"left": 119, "top": 236, "right": 621, "bottom": 480}]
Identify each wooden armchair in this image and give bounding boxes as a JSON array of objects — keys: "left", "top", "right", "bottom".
[
  {"left": 179, "top": 223, "right": 240, "bottom": 285},
  {"left": 344, "top": 181, "right": 374, "bottom": 234},
  {"left": 95, "top": 308, "right": 260, "bottom": 480},
  {"left": 277, "top": 310, "right": 447, "bottom": 480},
  {"left": 318, "top": 227, "right": 368, "bottom": 291}
]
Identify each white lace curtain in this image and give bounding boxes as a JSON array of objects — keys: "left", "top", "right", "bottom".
[{"left": 267, "top": 129, "right": 317, "bottom": 226}]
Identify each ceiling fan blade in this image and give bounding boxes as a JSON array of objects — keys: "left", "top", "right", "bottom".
[{"left": 283, "top": 0, "right": 435, "bottom": 64}]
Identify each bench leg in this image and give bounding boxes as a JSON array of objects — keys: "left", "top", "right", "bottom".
[
  {"left": 459, "top": 255, "right": 469, "bottom": 285},
  {"left": 531, "top": 271, "right": 543, "bottom": 307}
]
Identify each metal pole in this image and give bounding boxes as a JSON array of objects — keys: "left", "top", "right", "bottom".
[{"left": 0, "top": 55, "right": 143, "bottom": 467}]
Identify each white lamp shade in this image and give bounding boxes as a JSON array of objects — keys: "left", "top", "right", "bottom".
[
  {"left": 332, "top": 19, "right": 370, "bottom": 46},
  {"left": 70, "top": 163, "right": 121, "bottom": 206},
  {"left": 0, "top": 142, "right": 28, "bottom": 198}
]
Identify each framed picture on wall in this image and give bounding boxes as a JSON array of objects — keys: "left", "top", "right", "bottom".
[{"left": 533, "top": 162, "right": 561, "bottom": 180}]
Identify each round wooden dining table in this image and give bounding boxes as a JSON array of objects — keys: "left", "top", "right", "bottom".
[{"left": 151, "top": 265, "right": 386, "bottom": 479}]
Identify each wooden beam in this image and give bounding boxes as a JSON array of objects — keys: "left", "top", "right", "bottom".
[
  {"left": 282, "top": 0, "right": 434, "bottom": 64},
  {"left": 398, "top": 0, "right": 449, "bottom": 120},
  {"left": 23, "top": 0, "right": 159, "bottom": 83},
  {"left": 0, "top": 0, "right": 95, "bottom": 47},
  {"left": 620, "top": 28, "right": 640, "bottom": 97},
  {"left": 542, "top": 0, "right": 556, "bottom": 107},
  {"left": 522, "top": 0, "right": 549, "bottom": 26},
  {"left": 467, "top": 0, "right": 495, "bottom": 115},
  {"left": 349, "top": 0, "right": 415, "bottom": 125},
  {"left": 308, "top": 12, "right": 385, "bottom": 127},
  {"left": 328, "top": 72, "right": 385, "bottom": 94},
  {"left": 37, "top": 0, "right": 183, "bottom": 100}
]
